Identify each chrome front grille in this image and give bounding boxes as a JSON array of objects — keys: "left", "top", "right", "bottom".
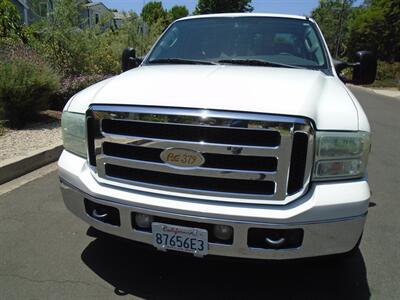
[{"left": 87, "top": 105, "right": 314, "bottom": 205}]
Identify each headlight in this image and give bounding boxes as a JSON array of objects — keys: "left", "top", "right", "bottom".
[
  {"left": 313, "top": 131, "right": 370, "bottom": 180},
  {"left": 61, "top": 111, "right": 87, "bottom": 157}
]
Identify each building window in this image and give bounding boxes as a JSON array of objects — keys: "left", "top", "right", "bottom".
[
  {"left": 95, "top": 13, "right": 99, "bottom": 24},
  {"left": 39, "top": 2, "right": 48, "bottom": 17}
]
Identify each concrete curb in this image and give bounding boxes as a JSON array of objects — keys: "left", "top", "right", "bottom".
[
  {"left": 371, "top": 89, "right": 400, "bottom": 99},
  {"left": 0, "top": 144, "right": 63, "bottom": 185},
  {"left": 350, "top": 85, "right": 400, "bottom": 100}
]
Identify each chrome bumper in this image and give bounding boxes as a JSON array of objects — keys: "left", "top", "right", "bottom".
[{"left": 60, "top": 180, "right": 366, "bottom": 260}]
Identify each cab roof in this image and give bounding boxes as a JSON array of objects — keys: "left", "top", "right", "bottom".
[{"left": 179, "top": 13, "right": 310, "bottom": 22}]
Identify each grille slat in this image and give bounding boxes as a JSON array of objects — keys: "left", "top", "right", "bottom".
[
  {"left": 99, "top": 156, "right": 276, "bottom": 181},
  {"left": 105, "top": 164, "right": 276, "bottom": 196},
  {"left": 102, "top": 119, "right": 281, "bottom": 147},
  {"left": 103, "top": 142, "right": 278, "bottom": 172},
  {"left": 87, "top": 105, "right": 313, "bottom": 204},
  {"left": 287, "top": 132, "right": 309, "bottom": 195},
  {"left": 101, "top": 133, "right": 281, "bottom": 157}
]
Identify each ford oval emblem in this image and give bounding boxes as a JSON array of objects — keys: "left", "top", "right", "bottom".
[{"left": 160, "top": 148, "right": 205, "bottom": 169}]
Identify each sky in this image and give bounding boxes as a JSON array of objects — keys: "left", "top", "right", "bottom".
[{"left": 101, "top": 0, "right": 363, "bottom": 16}]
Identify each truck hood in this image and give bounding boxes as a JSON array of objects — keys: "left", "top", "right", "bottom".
[{"left": 67, "top": 65, "right": 360, "bottom": 130}]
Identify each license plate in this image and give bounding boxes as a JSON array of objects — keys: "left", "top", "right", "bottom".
[{"left": 152, "top": 223, "right": 208, "bottom": 256}]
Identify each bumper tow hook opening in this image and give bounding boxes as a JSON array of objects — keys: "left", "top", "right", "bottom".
[
  {"left": 92, "top": 209, "right": 108, "bottom": 219},
  {"left": 265, "top": 237, "right": 285, "bottom": 247},
  {"left": 84, "top": 198, "right": 121, "bottom": 226}
]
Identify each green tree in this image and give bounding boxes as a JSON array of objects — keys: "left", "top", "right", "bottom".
[
  {"left": 31, "top": 0, "right": 121, "bottom": 75},
  {"left": 194, "top": 0, "right": 253, "bottom": 14},
  {"left": 311, "top": 0, "right": 355, "bottom": 58},
  {"left": 347, "top": 0, "right": 400, "bottom": 62},
  {"left": 141, "top": 1, "right": 167, "bottom": 25},
  {"left": 168, "top": 5, "right": 189, "bottom": 22},
  {"left": 120, "top": 12, "right": 164, "bottom": 56},
  {"left": 0, "top": 0, "right": 28, "bottom": 42}
]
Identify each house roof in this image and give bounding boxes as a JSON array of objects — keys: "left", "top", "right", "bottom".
[
  {"left": 84, "top": 1, "right": 108, "bottom": 9},
  {"left": 113, "top": 12, "right": 126, "bottom": 20},
  {"left": 13, "top": 0, "right": 29, "bottom": 9}
]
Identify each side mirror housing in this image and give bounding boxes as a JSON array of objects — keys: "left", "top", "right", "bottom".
[
  {"left": 334, "top": 51, "right": 377, "bottom": 85},
  {"left": 352, "top": 51, "right": 377, "bottom": 85},
  {"left": 122, "top": 48, "right": 142, "bottom": 72},
  {"left": 333, "top": 59, "right": 350, "bottom": 83}
]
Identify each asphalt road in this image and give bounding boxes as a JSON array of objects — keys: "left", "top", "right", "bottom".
[{"left": 0, "top": 87, "right": 399, "bottom": 300}]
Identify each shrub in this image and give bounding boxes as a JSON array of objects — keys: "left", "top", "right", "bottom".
[
  {"left": 0, "top": 40, "right": 45, "bottom": 65},
  {"left": 0, "top": 58, "right": 59, "bottom": 128},
  {"left": 30, "top": 0, "right": 123, "bottom": 76},
  {"left": 32, "top": 26, "right": 124, "bottom": 76},
  {"left": 374, "top": 61, "right": 400, "bottom": 89},
  {"left": 50, "top": 74, "right": 112, "bottom": 110},
  {"left": 0, "top": 108, "right": 5, "bottom": 135},
  {"left": 30, "top": 1, "right": 165, "bottom": 76},
  {"left": 0, "top": 123, "right": 5, "bottom": 136}
]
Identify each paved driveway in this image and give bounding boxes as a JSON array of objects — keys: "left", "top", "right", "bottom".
[{"left": 0, "top": 87, "right": 399, "bottom": 299}]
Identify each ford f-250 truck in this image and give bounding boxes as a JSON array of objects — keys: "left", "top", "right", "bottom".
[{"left": 59, "top": 13, "right": 377, "bottom": 260}]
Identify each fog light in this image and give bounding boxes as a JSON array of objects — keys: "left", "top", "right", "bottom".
[
  {"left": 213, "top": 225, "right": 233, "bottom": 241},
  {"left": 135, "top": 213, "right": 153, "bottom": 229}
]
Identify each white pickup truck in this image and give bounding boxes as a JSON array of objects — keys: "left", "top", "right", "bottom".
[{"left": 59, "top": 13, "right": 376, "bottom": 260}]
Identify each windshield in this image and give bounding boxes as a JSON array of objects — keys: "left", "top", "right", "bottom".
[{"left": 146, "top": 17, "right": 329, "bottom": 70}]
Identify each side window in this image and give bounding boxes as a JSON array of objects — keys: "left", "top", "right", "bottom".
[
  {"left": 304, "top": 28, "right": 324, "bottom": 65},
  {"left": 39, "top": 2, "right": 48, "bottom": 17}
]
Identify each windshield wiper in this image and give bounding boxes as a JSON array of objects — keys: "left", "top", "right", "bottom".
[
  {"left": 218, "top": 59, "right": 301, "bottom": 69},
  {"left": 148, "top": 58, "right": 217, "bottom": 65}
]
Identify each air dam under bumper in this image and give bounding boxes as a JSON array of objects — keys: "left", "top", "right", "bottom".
[{"left": 58, "top": 150, "right": 369, "bottom": 260}]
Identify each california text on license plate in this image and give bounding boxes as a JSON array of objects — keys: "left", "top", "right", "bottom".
[{"left": 152, "top": 223, "right": 208, "bottom": 256}]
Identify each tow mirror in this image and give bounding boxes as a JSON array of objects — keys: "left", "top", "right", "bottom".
[
  {"left": 334, "top": 51, "right": 377, "bottom": 85},
  {"left": 121, "top": 48, "right": 143, "bottom": 72},
  {"left": 352, "top": 51, "right": 377, "bottom": 85}
]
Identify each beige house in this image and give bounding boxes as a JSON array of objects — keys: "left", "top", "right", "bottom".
[
  {"left": 11, "top": 0, "right": 124, "bottom": 29},
  {"left": 80, "top": 1, "right": 110, "bottom": 29},
  {"left": 11, "top": 0, "right": 53, "bottom": 24}
]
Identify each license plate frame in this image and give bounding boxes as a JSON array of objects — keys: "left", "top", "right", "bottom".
[{"left": 152, "top": 222, "right": 208, "bottom": 256}]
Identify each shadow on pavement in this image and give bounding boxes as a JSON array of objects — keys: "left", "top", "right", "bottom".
[{"left": 81, "top": 228, "right": 370, "bottom": 300}]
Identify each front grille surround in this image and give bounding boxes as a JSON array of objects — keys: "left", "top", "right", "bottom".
[{"left": 87, "top": 105, "right": 314, "bottom": 205}]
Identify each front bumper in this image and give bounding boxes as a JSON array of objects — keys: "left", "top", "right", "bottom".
[{"left": 59, "top": 150, "right": 369, "bottom": 260}]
